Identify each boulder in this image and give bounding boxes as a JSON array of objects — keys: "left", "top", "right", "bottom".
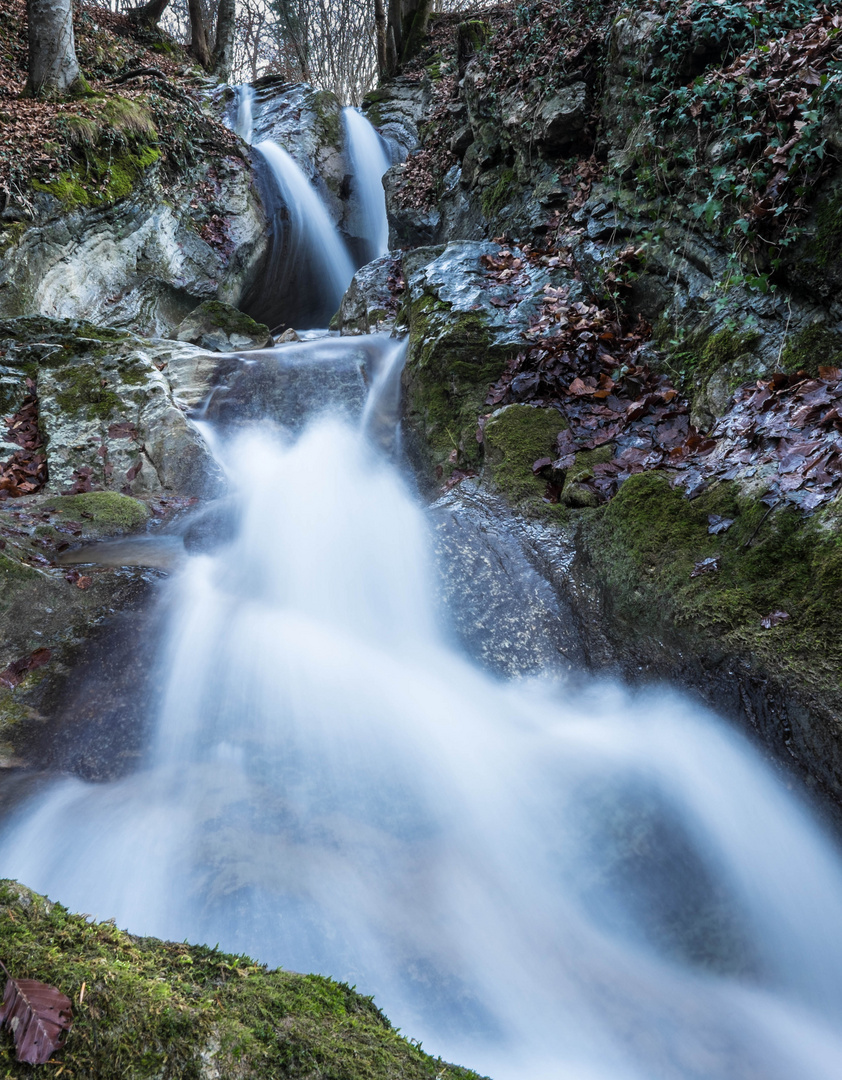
[
  {"left": 175, "top": 300, "right": 273, "bottom": 352},
  {"left": 0, "top": 317, "right": 222, "bottom": 498},
  {"left": 534, "top": 82, "right": 589, "bottom": 150},
  {"left": 401, "top": 241, "right": 573, "bottom": 484},
  {"left": 334, "top": 254, "right": 399, "bottom": 335}
]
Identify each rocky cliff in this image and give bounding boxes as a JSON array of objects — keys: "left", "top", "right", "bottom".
[{"left": 358, "top": 0, "right": 842, "bottom": 805}]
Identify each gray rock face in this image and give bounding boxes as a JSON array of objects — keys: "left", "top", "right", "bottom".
[
  {"left": 335, "top": 255, "right": 398, "bottom": 335},
  {"left": 0, "top": 157, "right": 267, "bottom": 339},
  {"left": 363, "top": 76, "right": 432, "bottom": 162},
  {"left": 534, "top": 83, "right": 590, "bottom": 149},
  {"left": 406, "top": 240, "right": 555, "bottom": 347},
  {"left": 0, "top": 318, "right": 223, "bottom": 497},
  {"left": 431, "top": 480, "right": 586, "bottom": 678},
  {"left": 246, "top": 79, "right": 347, "bottom": 228},
  {"left": 383, "top": 166, "right": 442, "bottom": 248}
]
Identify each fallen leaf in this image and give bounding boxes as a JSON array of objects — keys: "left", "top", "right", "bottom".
[
  {"left": 691, "top": 556, "right": 720, "bottom": 579},
  {"left": 0, "top": 969, "right": 72, "bottom": 1065}
]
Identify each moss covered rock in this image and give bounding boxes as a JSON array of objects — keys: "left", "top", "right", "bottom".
[
  {"left": 577, "top": 471, "right": 842, "bottom": 793},
  {"left": 49, "top": 492, "right": 150, "bottom": 534},
  {"left": 0, "top": 881, "right": 485, "bottom": 1080},
  {"left": 402, "top": 241, "right": 571, "bottom": 484},
  {"left": 175, "top": 300, "right": 272, "bottom": 352},
  {"left": 0, "top": 316, "right": 221, "bottom": 497},
  {"left": 482, "top": 403, "right": 566, "bottom": 506}
]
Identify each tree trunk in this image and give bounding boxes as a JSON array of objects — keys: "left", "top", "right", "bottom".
[
  {"left": 211, "top": 0, "right": 237, "bottom": 80},
  {"left": 374, "top": 0, "right": 387, "bottom": 80},
  {"left": 128, "top": 0, "right": 171, "bottom": 27},
  {"left": 188, "top": 0, "right": 212, "bottom": 69},
  {"left": 25, "top": 0, "right": 85, "bottom": 97}
]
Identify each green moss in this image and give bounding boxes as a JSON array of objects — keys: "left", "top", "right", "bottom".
[
  {"left": 404, "top": 294, "right": 511, "bottom": 479},
  {"left": 185, "top": 300, "right": 270, "bottom": 340},
  {"left": 812, "top": 188, "right": 842, "bottom": 271},
  {"left": 54, "top": 364, "right": 122, "bottom": 420},
  {"left": 312, "top": 90, "right": 341, "bottom": 149},
  {"left": 0, "top": 881, "right": 485, "bottom": 1080},
  {"left": 52, "top": 492, "right": 149, "bottom": 532},
  {"left": 0, "top": 221, "right": 26, "bottom": 256},
  {"left": 580, "top": 472, "right": 842, "bottom": 703},
  {"left": 657, "top": 323, "right": 761, "bottom": 400},
  {"left": 362, "top": 88, "right": 390, "bottom": 128},
  {"left": 483, "top": 404, "right": 566, "bottom": 503},
  {"left": 561, "top": 445, "right": 614, "bottom": 508},
  {"left": 32, "top": 145, "right": 161, "bottom": 208},
  {"left": 0, "top": 554, "right": 38, "bottom": 582},
  {"left": 0, "top": 690, "right": 33, "bottom": 732},
  {"left": 779, "top": 323, "right": 842, "bottom": 377},
  {"left": 481, "top": 169, "right": 516, "bottom": 219}
]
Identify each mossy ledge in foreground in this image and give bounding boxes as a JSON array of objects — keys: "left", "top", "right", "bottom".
[{"left": 0, "top": 881, "right": 486, "bottom": 1080}]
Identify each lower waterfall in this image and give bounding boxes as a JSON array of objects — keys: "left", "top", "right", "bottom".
[{"left": 2, "top": 332, "right": 842, "bottom": 1079}]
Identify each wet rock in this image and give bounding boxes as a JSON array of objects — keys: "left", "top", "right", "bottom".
[
  {"left": 334, "top": 255, "right": 398, "bottom": 335},
  {"left": 0, "top": 157, "right": 267, "bottom": 338},
  {"left": 246, "top": 79, "right": 347, "bottom": 227},
  {"left": 175, "top": 300, "right": 273, "bottom": 352},
  {"left": 0, "top": 316, "right": 222, "bottom": 497},
  {"left": 431, "top": 480, "right": 585, "bottom": 678},
  {"left": 401, "top": 240, "right": 571, "bottom": 484},
  {"left": 362, "top": 76, "right": 432, "bottom": 161},
  {"left": 383, "top": 165, "right": 442, "bottom": 248}
]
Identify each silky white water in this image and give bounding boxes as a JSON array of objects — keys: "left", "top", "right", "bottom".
[
  {"left": 254, "top": 140, "right": 355, "bottom": 318},
  {"left": 4, "top": 93, "right": 842, "bottom": 1079},
  {"left": 234, "top": 83, "right": 256, "bottom": 144},
  {"left": 3, "top": 337, "right": 842, "bottom": 1078},
  {"left": 343, "top": 107, "right": 391, "bottom": 262}
]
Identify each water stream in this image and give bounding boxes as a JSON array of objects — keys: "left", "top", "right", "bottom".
[
  {"left": 2, "top": 88, "right": 842, "bottom": 1080},
  {"left": 342, "top": 106, "right": 391, "bottom": 263}
]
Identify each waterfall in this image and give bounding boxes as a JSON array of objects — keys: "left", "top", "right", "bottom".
[
  {"left": 3, "top": 86, "right": 842, "bottom": 1080},
  {"left": 247, "top": 140, "right": 355, "bottom": 330},
  {"left": 234, "top": 83, "right": 255, "bottom": 144},
  {"left": 343, "top": 107, "right": 391, "bottom": 263},
  {"left": 4, "top": 330, "right": 842, "bottom": 1078}
]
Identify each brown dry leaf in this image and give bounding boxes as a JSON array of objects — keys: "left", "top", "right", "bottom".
[{"left": 0, "top": 969, "right": 72, "bottom": 1065}]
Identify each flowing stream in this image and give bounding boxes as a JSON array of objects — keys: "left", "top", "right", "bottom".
[{"left": 3, "top": 89, "right": 842, "bottom": 1080}]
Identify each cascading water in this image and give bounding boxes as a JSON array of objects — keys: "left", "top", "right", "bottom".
[
  {"left": 231, "top": 84, "right": 355, "bottom": 329},
  {"left": 234, "top": 83, "right": 255, "bottom": 144},
  {"left": 249, "top": 141, "right": 355, "bottom": 329},
  {"left": 342, "top": 107, "right": 391, "bottom": 263},
  {"left": 4, "top": 91, "right": 842, "bottom": 1080}
]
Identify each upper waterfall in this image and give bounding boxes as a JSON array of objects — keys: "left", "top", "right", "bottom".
[
  {"left": 343, "top": 107, "right": 391, "bottom": 263},
  {"left": 248, "top": 139, "right": 355, "bottom": 330}
]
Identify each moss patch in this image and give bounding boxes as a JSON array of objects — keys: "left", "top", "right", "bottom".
[
  {"left": 579, "top": 472, "right": 842, "bottom": 706},
  {"left": 312, "top": 90, "right": 341, "bottom": 151},
  {"left": 483, "top": 403, "right": 566, "bottom": 503},
  {"left": 50, "top": 492, "right": 149, "bottom": 532},
  {"left": 481, "top": 169, "right": 516, "bottom": 219},
  {"left": 54, "top": 364, "right": 123, "bottom": 420},
  {"left": 657, "top": 323, "right": 762, "bottom": 405},
  {"left": 0, "top": 881, "right": 485, "bottom": 1080},
  {"left": 32, "top": 144, "right": 161, "bottom": 209},
  {"left": 403, "top": 294, "right": 512, "bottom": 479},
  {"left": 182, "top": 300, "right": 271, "bottom": 340},
  {"left": 0, "top": 553, "right": 38, "bottom": 583},
  {"left": 779, "top": 323, "right": 842, "bottom": 377}
]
